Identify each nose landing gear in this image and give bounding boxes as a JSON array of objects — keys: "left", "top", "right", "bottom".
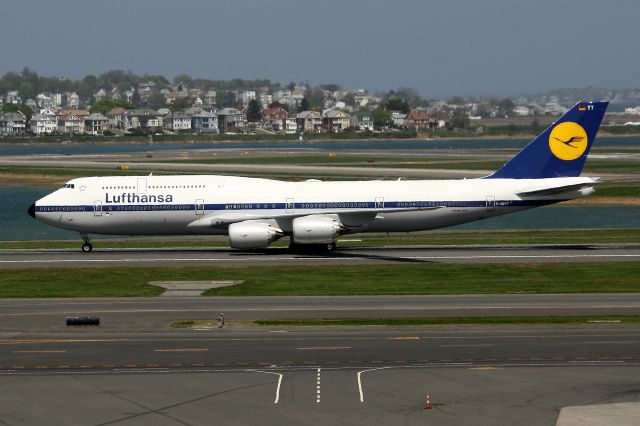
[{"left": 80, "top": 233, "right": 93, "bottom": 253}]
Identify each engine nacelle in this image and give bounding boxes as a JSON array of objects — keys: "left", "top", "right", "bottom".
[
  {"left": 292, "top": 215, "right": 344, "bottom": 244},
  {"left": 228, "top": 221, "right": 283, "bottom": 249}
]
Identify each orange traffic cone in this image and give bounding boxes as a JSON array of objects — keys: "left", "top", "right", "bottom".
[{"left": 424, "top": 393, "right": 432, "bottom": 410}]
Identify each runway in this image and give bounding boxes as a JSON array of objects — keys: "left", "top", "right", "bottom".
[{"left": 1, "top": 244, "right": 639, "bottom": 268}]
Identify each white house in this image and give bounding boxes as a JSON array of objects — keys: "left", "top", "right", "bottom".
[
  {"left": 285, "top": 117, "right": 298, "bottom": 134},
  {"left": 164, "top": 112, "right": 192, "bottom": 131},
  {"left": 191, "top": 110, "right": 218, "bottom": 133},
  {"left": 30, "top": 109, "right": 58, "bottom": 135},
  {"left": 513, "top": 106, "right": 531, "bottom": 116},
  {"left": 0, "top": 112, "right": 26, "bottom": 135},
  {"left": 238, "top": 90, "right": 256, "bottom": 105}
]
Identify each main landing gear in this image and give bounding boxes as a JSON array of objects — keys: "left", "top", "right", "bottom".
[{"left": 80, "top": 233, "right": 93, "bottom": 253}]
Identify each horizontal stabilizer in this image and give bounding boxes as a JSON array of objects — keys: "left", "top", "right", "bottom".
[{"left": 516, "top": 181, "right": 599, "bottom": 197}]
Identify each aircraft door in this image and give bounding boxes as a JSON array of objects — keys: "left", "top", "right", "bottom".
[
  {"left": 195, "top": 199, "right": 205, "bottom": 215},
  {"left": 286, "top": 198, "right": 295, "bottom": 213},
  {"left": 375, "top": 197, "right": 384, "bottom": 209},
  {"left": 94, "top": 201, "right": 102, "bottom": 216},
  {"left": 137, "top": 178, "right": 147, "bottom": 194},
  {"left": 486, "top": 195, "right": 496, "bottom": 211}
]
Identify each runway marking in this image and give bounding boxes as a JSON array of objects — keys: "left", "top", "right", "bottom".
[
  {"left": 469, "top": 367, "right": 502, "bottom": 370},
  {"left": 581, "top": 341, "right": 637, "bottom": 345},
  {"left": 316, "top": 368, "right": 321, "bottom": 403},
  {"left": 0, "top": 339, "right": 127, "bottom": 345},
  {"left": 357, "top": 366, "right": 395, "bottom": 402},
  {"left": 297, "top": 346, "right": 352, "bottom": 351},
  {"left": 12, "top": 350, "right": 66, "bottom": 354},
  {"left": 252, "top": 370, "right": 283, "bottom": 404},
  {"left": 439, "top": 344, "right": 495, "bottom": 348},
  {"left": 389, "top": 336, "right": 421, "bottom": 340},
  {"left": 153, "top": 348, "right": 209, "bottom": 352}
]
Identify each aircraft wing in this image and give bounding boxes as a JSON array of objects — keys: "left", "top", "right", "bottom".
[{"left": 187, "top": 205, "right": 444, "bottom": 230}]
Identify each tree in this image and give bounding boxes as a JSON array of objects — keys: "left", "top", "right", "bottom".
[
  {"left": 449, "top": 96, "right": 466, "bottom": 105},
  {"left": 343, "top": 92, "right": 356, "bottom": 107},
  {"left": 307, "top": 89, "right": 325, "bottom": 110},
  {"left": 498, "top": 98, "right": 515, "bottom": 116},
  {"left": 2, "top": 103, "right": 33, "bottom": 121},
  {"left": 320, "top": 83, "right": 341, "bottom": 92},
  {"left": 385, "top": 97, "right": 410, "bottom": 114},
  {"left": 451, "top": 108, "right": 469, "bottom": 129},
  {"left": 298, "top": 97, "right": 310, "bottom": 112},
  {"left": 146, "top": 92, "right": 167, "bottom": 110},
  {"left": 90, "top": 99, "right": 135, "bottom": 115},
  {"left": 371, "top": 106, "right": 391, "bottom": 129},
  {"left": 246, "top": 99, "right": 263, "bottom": 122}
]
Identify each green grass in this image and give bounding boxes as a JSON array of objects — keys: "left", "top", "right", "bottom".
[
  {"left": 0, "top": 262, "right": 638, "bottom": 298},
  {"left": 253, "top": 315, "right": 640, "bottom": 326}
]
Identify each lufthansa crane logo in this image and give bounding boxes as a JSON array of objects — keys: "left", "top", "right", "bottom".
[{"left": 548, "top": 121, "right": 588, "bottom": 161}]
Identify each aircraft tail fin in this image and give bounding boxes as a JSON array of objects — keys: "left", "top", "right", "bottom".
[{"left": 486, "top": 101, "right": 608, "bottom": 179}]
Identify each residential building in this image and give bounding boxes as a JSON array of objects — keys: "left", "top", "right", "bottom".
[
  {"left": 164, "top": 111, "right": 192, "bottom": 132},
  {"left": 217, "top": 107, "right": 246, "bottom": 133},
  {"left": 6, "top": 91, "right": 21, "bottom": 104},
  {"left": 25, "top": 99, "right": 37, "bottom": 111},
  {"left": 237, "top": 90, "right": 256, "bottom": 105},
  {"left": 624, "top": 106, "right": 640, "bottom": 115},
  {"left": 66, "top": 92, "right": 80, "bottom": 109},
  {"left": 204, "top": 90, "right": 216, "bottom": 105},
  {"left": 322, "top": 110, "right": 351, "bottom": 133},
  {"left": 390, "top": 112, "right": 407, "bottom": 128},
  {"left": 191, "top": 110, "right": 218, "bottom": 133},
  {"left": 0, "top": 112, "right": 26, "bottom": 135},
  {"left": 405, "top": 110, "right": 434, "bottom": 131},
  {"left": 296, "top": 111, "right": 322, "bottom": 133},
  {"left": 261, "top": 106, "right": 288, "bottom": 131},
  {"left": 259, "top": 93, "right": 272, "bottom": 108},
  {"left": 84, "top": 113, "right": 110, "bottom": 135},
  {"left": 284, "top": 117, "right": 298, "bottom": 134},
  {"left": 106, "top": 108, "right": 127, "bottom": 129},
  {"left": 94, "top": 89, "right": 107, "bottom": 102},
  {"left": 30, "top": 110, "right": 58, "bottom": 135},
  {"left": 513, "top": 106, "right": 531, "bottom": 116},
  {"left": 353, "top": 114, "right": 374, "bottom": 131},
  {"left": 125, "top": 109, "right": 162, "bottom": 129},
  {"left": 36, "top": 93, "right": 54, "bottom": 109},
  {"left": 58, "top": 112, "right": 84, "bottom": 134}
]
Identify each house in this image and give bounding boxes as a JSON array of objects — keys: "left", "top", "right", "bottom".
[
  {"left": 30, "top": 110, "right": 58, "bottom": 135},
  {"left": 217, "top": 107, "right": 246, "bottom": 133},
  {"left": 284, "top": 117, "right": 298, "bottom": 134},
  {"left": 261, "top": 106, "right": 288, "bottom": 131},
  {"left": 66, "top": 92, "right": 80, "bottom": 109},
  {"left": 322, "top": 110, "right": 351, "bottom": 133},
  {"left": 513, "top": 106, "right": 531, "bottom": 117},
  {"left": 405, "top": 110, "right": 434, "bottom": 131},
  {"left": 259, "top": 93, "right": 272, "bottom": 108},
  {"left": 237, "top": 90, "right": 256, "bottom": 105},
  {"left": 0, "top": 112, "right": 26, "bottom": 135},
  {"left": 57, "top": 112, "right": 84, "bottom": 134},
  {"left": 204, "top": 90, "right": 216, "bottom": 105},
  {"left": 94, "top": 89, "right": 107, "bottom": 102},
  {"left": 390, "top": 112, "right": 407, "bottom": 128},
  {"left": 191, "top": 110, "right": 218, "bottom": 133},
  {"left": 84, "top": 113, "right": 110, "bottom": 135},
  {"left": 106, "top": 108, "right": 127, "bottom": 129},
  {"left": 37, "top": 93, "right": 54, "bottom": 109},
  {"left": 164, "top": 112, "right": 192, "bottom": 132},
  {"left": 5, "top": 91, "right": 21, "bottom": 104},
  {"left": 125, "top": 109, "right": 162, "bottom": 129},
  {"left": 352, "top": 114, "right": 374, "bottom": 131},
  {"left": 296, "top": 111, "right": 322, "bottom": 133}
]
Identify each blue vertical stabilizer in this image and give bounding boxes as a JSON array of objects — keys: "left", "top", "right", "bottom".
[{"left": 486, "top": 101, "right": 608, "bottom": 179}]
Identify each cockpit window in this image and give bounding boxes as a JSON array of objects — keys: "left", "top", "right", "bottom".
[{"left": 64, "top": 184, "right": 75, "bottom": 189}]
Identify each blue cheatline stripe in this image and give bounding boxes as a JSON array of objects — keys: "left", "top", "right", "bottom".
[{"left": 35, "top": 199, "right": 559, "bottom": 214}]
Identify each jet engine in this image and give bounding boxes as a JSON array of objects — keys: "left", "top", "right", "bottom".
[
  {"left": 228, "top": 221, "right": 283, "bottom": 249},
  {"left": 292, "top": 215, "right": 345, "bottom": 244}
]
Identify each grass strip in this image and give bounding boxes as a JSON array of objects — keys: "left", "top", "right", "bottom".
[
  {"left": 0, "top": 262, "right": 639, "bottom": 297},
  {"left": 253, "top": 315, "right": 640, "bottom": 326}
]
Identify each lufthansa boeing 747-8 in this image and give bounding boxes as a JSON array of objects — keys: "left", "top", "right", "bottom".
[{"left": 29, "top": 101, "right": 608, "bottom": 252}]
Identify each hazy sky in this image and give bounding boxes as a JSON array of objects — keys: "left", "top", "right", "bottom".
[{"left": 2, "top": 0, "right": 639, "bottom": 98}]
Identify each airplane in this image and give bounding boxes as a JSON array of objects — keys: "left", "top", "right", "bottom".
[{"left": 29, "top": 101, "right": 608, "bottom": 253}]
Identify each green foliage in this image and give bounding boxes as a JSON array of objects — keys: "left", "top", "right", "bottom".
[
  {"left": 146, "top": 92, "right": 166, "bottom": 110},
  {"left": 385, "top": 97, "right": 410, "bottom": 113},
  {"left": 307, "top": 89, "right": 325, "bottom": 111},
  {"left": 2, "top": 103, "right": 33, "bottom": 121},
  {"left": 371, "top": 106, "right": 391, "bottom": 128},
  {"left": 298, "top": 97, "right": 310, "bottom": 112},
  {"left": 450, "top": 108, "right": 470, "bottom": 129},
  {"left": 90, "top": 99, "right": 135, "bottom": 115},
  {"left": 246, "top": 99, "right": 263, "bottom": 122}
]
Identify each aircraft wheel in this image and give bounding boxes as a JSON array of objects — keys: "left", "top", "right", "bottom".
[{"left": 81, "top": 242, "right": 93, "bottom": 253}]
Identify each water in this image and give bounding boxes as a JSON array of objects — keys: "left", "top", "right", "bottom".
[
  {"left": 2, "top": 187, "right": 638, "bottom": 241},
  {"left": 0, "top": 136, "right": 638, "bottom": 156}
]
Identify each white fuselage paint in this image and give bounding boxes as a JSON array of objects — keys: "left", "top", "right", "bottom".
[{"left": 33, "top": 174, "right": 596, "bottom": 237}]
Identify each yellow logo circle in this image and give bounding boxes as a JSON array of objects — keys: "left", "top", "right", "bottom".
[{"left": 548, "top": 122, "right": 588, "bottom": 161}]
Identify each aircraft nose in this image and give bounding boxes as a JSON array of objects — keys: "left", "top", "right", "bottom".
[{"left": 28, "top": 203, "right": 36, "bottom": 218}]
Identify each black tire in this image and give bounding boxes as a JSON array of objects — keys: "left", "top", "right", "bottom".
[{"left": 81, "top": 242, "right": 93, "bottom": 253}]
